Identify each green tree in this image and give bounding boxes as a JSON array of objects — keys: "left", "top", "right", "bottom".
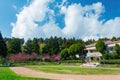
[
  {"left": 114, "top": 44, "right": 120, "bottom": 54},
  {"left": 43, "top": 36, "right": 60, "bottom": 54},
  {"left": 24, "top": 39, "right": 33, "bottom": 54},
  {"left": 7, "top": 38, "right": 22, "bottom": 54},
  {"left": 61, "top": 38, "right": 68, "bottom": 50},
  {"left": 0, "top": 32, "right": 7, "bottom": 58},
  {"left": 68, "top": 43, "right": 85, "bottom": 59},
  {"left": 32, "top": 38, "right": 39, "bottom": 53},
  {"left": 60, "top": 48, "right": 69, "bottom": 60},
  {"left": 112, "top": 36, "right": 117, "bottom": 41},
  {"left": 39, "top": 43, "right": 46, "bottom": 54},
  {"left": 95, "top": 40, "right": 106, "bottom": 53}
]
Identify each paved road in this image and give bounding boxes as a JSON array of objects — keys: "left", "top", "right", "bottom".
[{"left": 10, "top": 67, "right": 120, "bottom": 80}]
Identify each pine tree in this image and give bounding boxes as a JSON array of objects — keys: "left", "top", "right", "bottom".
[
  {"left": 0, "top": 32, "right": 7, "bottom": 58},
  {"left": 7, "top": 38, "right": 22, "bottom": 54},
  {"left": 32, "top": 38, "right": 39, "bottom": 53}
]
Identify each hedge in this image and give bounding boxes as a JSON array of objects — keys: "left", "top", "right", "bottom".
[
  {"left": 100, "top": 59, "right": 120, "bottom": 64},
  {"left": 61, "top": 60, "right": 83, "bottom": 63}
]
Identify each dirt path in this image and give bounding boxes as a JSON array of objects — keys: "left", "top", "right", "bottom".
[{"left": 10, "top": 67, "right": 120, "bottom": 80}]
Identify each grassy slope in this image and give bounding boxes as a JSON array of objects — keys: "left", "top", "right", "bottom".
[
  {"left": 26, "top": 65, "right": 120, "bottom": 75},
  {"left": 0, "top": 67, "right": 51, "bottom": 80}
]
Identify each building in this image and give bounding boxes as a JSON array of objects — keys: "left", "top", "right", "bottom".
[{"left": 84, "top": 40, "right": 120, "bottom": 62}]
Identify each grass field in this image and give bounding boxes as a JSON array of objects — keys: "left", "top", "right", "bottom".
[
  {"left": 0, "top": 67, "right": 51, "bottom": 80},
  {"left": 26, "top": 65, "right": 120, "bottom": 75}
]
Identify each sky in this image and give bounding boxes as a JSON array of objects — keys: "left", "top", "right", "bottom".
[{"left": 0, "top": 0, "right": 120, "bottom": 41}]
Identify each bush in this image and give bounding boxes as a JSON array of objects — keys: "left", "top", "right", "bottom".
[
  {"left": 61, "top": 60, "right": 83, "bottom": 63},
  {"left": 42, "top": 54, "right": 61, "bottom": 62},
  {"left": 102, "top": 53, "right": 119, "bottom": 60},
  {"left": 100, "top": 59, "right": 120, "bottom": 64},
  {"left": 0, "top": 58, "right": 8, "bottom": 66},
  {"left": 9, "top": 53, "right": 38, "bottom": 62}
]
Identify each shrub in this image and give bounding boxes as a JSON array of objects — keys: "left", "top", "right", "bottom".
[
  {"left": 9, "top": 53, "right": 38, "bottom": 62},
  {"left": 0, "top": 58, "right": 8, "bottom": 66},
  {"left": 42, "top": 54, "right": 61, "bottom": 62},
  {"left": 102, "top": 53, "right": 119, "bottom": 60},
  {"left": 100, "top": 59, "right": 120, "bottom": 64}
]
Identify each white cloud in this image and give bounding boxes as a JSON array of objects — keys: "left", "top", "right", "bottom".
[
  {"left": 11, "top": 0, "right": 55, "bottom": 41},
  {"left": 42, "top": 21, "right": 65, "bottom": 38},
  {"left": 62, "top": 2, "right": 103, "bottom": 39},
  {"left": 11, "top": 0, "right": 120, "bottom": 41},
  {"left": 101, "top": 17, "right": 120, "bottom": 38}
]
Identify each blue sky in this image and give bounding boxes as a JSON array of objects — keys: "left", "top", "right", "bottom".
[
  {"left": 0, "top": 0, "right": 120, "bottom": 40},
  {"left": 0, "top": 0, "right": 28, "bottom": 37}
]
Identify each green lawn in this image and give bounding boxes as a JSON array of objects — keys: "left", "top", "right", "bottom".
[
  {"left": 26, "top": 65, "right": 120, "bottom": 75},
  {"left": 0, "top": 67, "right": 51, "bottom": 80}
]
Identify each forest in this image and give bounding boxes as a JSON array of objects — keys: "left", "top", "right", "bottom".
[{"left": 0, "top": 32, "right": 120, "bottom": 62}]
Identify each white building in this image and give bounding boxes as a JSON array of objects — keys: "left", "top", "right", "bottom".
[{"left": 84, "top": 40, "right": 120, "bottom": 62}]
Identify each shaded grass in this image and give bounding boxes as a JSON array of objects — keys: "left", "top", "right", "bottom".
[
  {"left": 26, "top": 65, "right": 120, "bottom": 75},
  {"left": 0, "top": 67, "right": 51, "bottom": 80}
]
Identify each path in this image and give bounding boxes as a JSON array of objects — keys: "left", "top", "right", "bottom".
[{"left": 10, "top": 67, "right": 120, "bottom": 80}]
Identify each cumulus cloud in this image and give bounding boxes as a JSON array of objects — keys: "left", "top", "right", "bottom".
[
  {"left": 101, "top": 17, "right": 120, "bottom": 38},
  {"left": 11, "top": 0, "right": 120, "bottom": 41},
  {"left": 11, "top": 0, "right": 55, "bottom": 41},
  {"left": 61, "top": 2, "right": 103, "bottom": 40}
]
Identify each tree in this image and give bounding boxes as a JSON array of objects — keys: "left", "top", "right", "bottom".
[
  {"left": 24, "top": 39, "right": 33, "bottom": 54},
  {"left": 112, "top": 36, "right": 117, "bottom": 41},
  {"left": 43, "top": 36, "right": 60, "bottom": 54},
  {"left": 61, "top": 38, "right": 68, "bottom": 49},
  {"left": 7, "top": 38, "right": 23, "bottom": 54},
  {"left": 60, "top": 48, "right": 69, "bottom": 60},
  {"left": 0, "top": 32, "right": 7, "bottom": 58},
  {"left": 39, "top": 43, "right": 46, "bottom": 54},
  {"left": 95, "top": 40, "right": 106, "bottom": 53},
  {"left": 68, "top": 43, "right": 85, "bottom": 59},
  {"left": 32, "top": 38, "right": 39, "bottom": 53},
  {"left": 114, "top": 44, "right": 120, "bottom": 54}
]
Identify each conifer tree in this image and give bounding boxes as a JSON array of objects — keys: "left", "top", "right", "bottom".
[{"left": 0, "top": 32, "right": 7, "bottom": 58}]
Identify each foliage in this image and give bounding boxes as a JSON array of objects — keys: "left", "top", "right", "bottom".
[
  {"left": 9, "top": 53, "right": 38, "bottom": 62},
  {"left": 114, "top": 44, "right": 120, "bottom": 54},
  {"left": 112, "top": 36, "right": 117, "bottom": 41},
  {"left": 102, "top": 53, "right": 119, "bottom": 60},
  {"left": 23, "top": 39, "right": 33, "bottom": 54},
  {"left": 0, "top": 58, "right": 7, "bottom": 66},
  {"left": 60, "top": 48, "right": 69, "bottom": 60},
  {"left": 3, "top": 36, "right": 86, "bottom": 58},
  {"left": 0, "top": 32, "right": 7, "bottom": 58},
  {"left": 42, "top": 54, "right": 61, "bottom": 61},
  {"left": 43, "top": 37, "right": 60, "bottom": 54},
  {"left": 85, "top": 39, "right": 95, "bottom": 45},
  {"left": 100, "top": 59, "right": 120, "bottom": 64},
  {"left": 68, "top": 43, "right": 85, "bottom": 59},
  {"left": 7, "top": 38, "right": 23, "bottom": 54},
  {"left": 96, "top": 40, "right": 106, "bottom": 53},
  {"left": 32, "top": 38, "right": 39, "bottom": 53},
  {"left": 23, "top": 39, "right": 39, "bottom": 54},
  {"left": 61, "top": 60, "right": 83, "bottom": 63},
  {"left": 39, "top": 43, "right": 45, "bottom": 54}
]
